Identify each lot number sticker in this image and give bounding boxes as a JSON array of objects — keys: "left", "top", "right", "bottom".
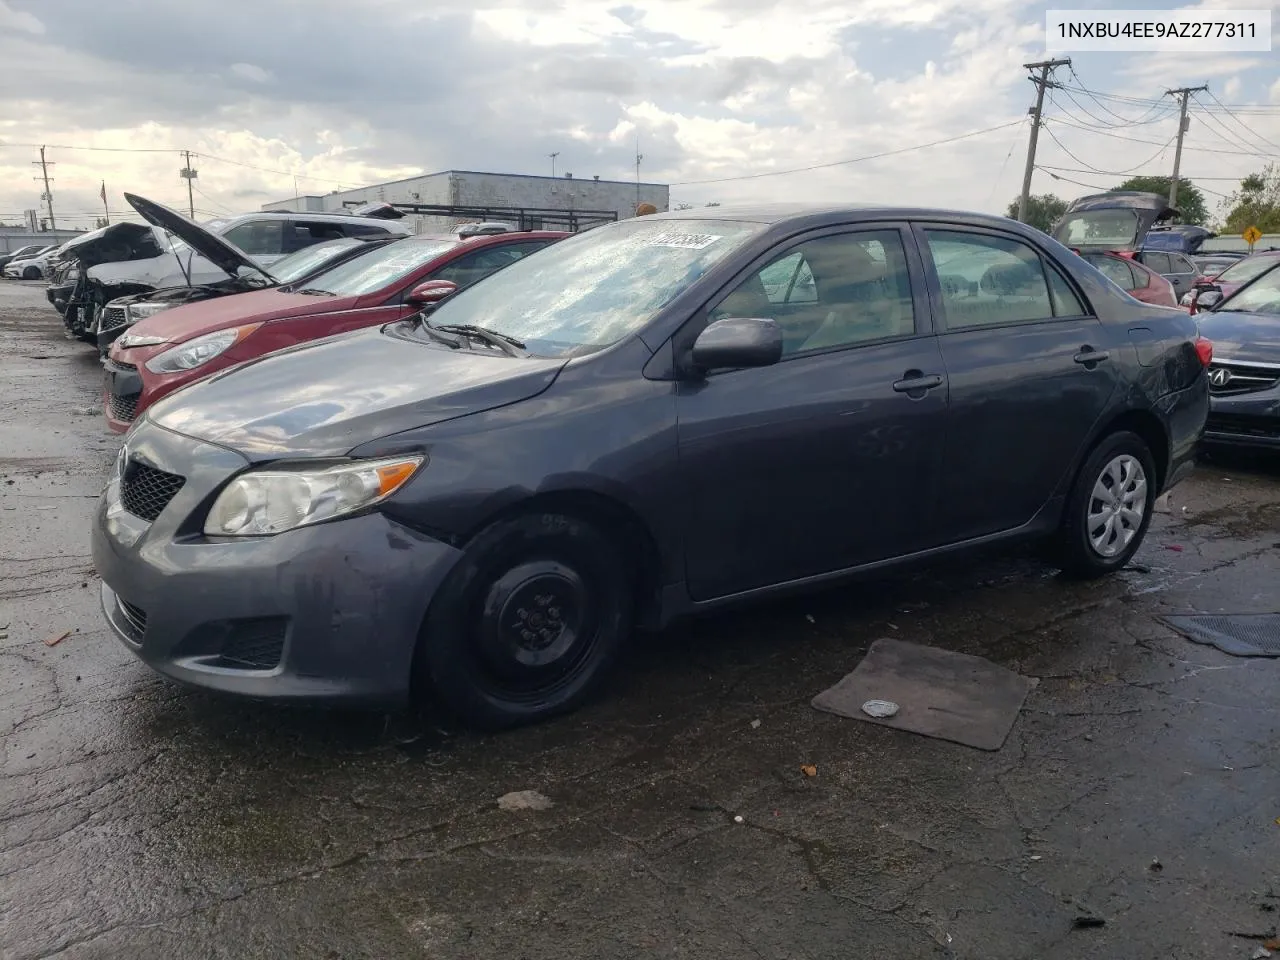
[{"left": 646, "top": 233, "right": 722, "bottom": 250}]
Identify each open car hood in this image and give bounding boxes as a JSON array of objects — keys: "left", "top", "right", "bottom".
[
  {"left": 58, "top": 222, "right": 157, "bottom": 268},
  {"left": 1052, "top": 191, "right": 1179, "bottom": 254},
  {"left": 124, "top": 192, "right": 276, "bottom": 284}
]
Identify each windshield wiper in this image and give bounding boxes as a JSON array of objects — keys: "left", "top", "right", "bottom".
[
  {"left": 409, "top": 315, "right": 464, "bottom": 349},
  {"left": 432, "top": 323, "right": 527, "bottom": 357},
  {"left": 293, "top": 287, "right": 335, "bottom": 296}
]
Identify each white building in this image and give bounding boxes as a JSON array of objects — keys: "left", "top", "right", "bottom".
[{"left": 264, "top": 169, "right": 669, "bottom": 235}]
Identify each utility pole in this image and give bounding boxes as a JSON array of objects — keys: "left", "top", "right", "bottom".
[
  {"left": 32, "top": 146, "right": 56, "bottom": 232},
  {"left": 549, "top": 152, "right": 559, "bottom": 178},
  {"left": 635, "top": 136, "right": 643, "bottom": 210},
  {"left": 179, "top": 150, "right": 198, "bottom": 218},
  {"left": 1016, "top": 58, "right": 1071, "bottom": 224},
  {"left": 1166, "top": 85, "right": 1207, "bottom": 210}
]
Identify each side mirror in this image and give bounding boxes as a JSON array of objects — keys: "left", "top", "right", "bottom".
[
  {"left": 1197, "top": 286, "right": 1223, "bottom": 308},
  {"left": 690, "top": 317, "right": 783, "bottom": 373},
  {"left": 406, "top": 279, "right": 458, "bottom": 306}
]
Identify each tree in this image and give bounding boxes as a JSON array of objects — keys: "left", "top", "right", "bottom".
[
  {"left": 1112, "top": 176, "right": 1208, "bottom": 225},
  {"left": 1006, "top": 194, "right": 1068, "bottom": 233},
  {"left": 1221, "top": 165, "right": 1280, "bottom": 234}
]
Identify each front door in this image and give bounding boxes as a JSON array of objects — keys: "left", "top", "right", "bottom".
[
  {"left": 675, "top": 225, "right": 949, "bottom": 601},
  {"left": 917, "top": 224, "right": 1120, "bottom": 544}
]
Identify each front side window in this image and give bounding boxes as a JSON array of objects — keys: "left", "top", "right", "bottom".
[
  {"left": 299, "top": 238, "right": 459, "bottom": 296},
  {"left": 430, "top": 241, "right": 553, "bottom": 290},
  {"left": 709, "top": 230, "right": 916, "bottom": 355},
  {"left": 926, "top": 230, "right": 1058, "bottom": 329},
  {"left": 222, "top": 220, "right": 287, "bottom": 257},
  {"left": 419, "top": 218, "right": 764, "bottom": 357},
  {"left": 1142, "top": 252, "right": 1173, "bottom": 274}
]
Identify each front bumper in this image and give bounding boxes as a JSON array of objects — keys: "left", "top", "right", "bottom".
[
  {"left": 1203, "top": 389, "right": 1280, "bottom": 449},
  {"left": 91, "top": 419, "right": 465, "bottom": 706}
]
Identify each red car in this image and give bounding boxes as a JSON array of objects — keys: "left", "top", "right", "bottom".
[
  {"left": 1187, "top": 250, "right": 1280, "bottom": 314},
  {"left": 1080, "top": 251, "right": 1179, "bottom": 308},
  {"left": 104, "top": 198, "right": 566, "bottom": 432}
]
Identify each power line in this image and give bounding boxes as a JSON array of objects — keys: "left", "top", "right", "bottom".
[
  {"left": 1054, "top": 85, "right": 1280, "bottom": 113},
  {"left": 1035, "top": 165, "right": 1230, "bottom": 198},
  {"left": 1041, "top": 122, "right": 1175, "bottom": 177},
  {"left": 1197, "top": 87, "right": 1280, "bottom": 154},
  {"left": 672, "top": 119, "right": 1026, "bottom": 186},
  {"left": 1047, "top": 117, "right": 1276, "bottom": 158}
]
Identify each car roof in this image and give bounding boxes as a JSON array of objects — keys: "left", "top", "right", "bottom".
[{"left": 650, "top": 203, "right": 1043, "bottom": 231}]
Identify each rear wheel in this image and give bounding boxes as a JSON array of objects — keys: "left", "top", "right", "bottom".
[
  {"left": 1056, "top": 431, "right": 1156, "bottom": 579},
  {"left": 414, "top": 512, "right": 633, "bottom": 730},
  {"left": 21, "top": 266, "right": 40, "bottom": 280}
]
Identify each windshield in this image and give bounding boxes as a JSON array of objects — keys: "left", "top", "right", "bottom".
[
  {"left": 422, "top": 218, "right": 764, "bottom": 356},
  {"left": 1216, "top": 255, "right": 1279, "bottom": 285},
  {"left": 299, "top": 238, "right": 458, "bottom": 295},
  {"left": 1057, "top": 210, "right": 1140, "bottom": 248},
  {"left": 1217, "top": 264, "right": 1280, "bottom": 314},
  {"left": 271, "top": 239, "right": 365, "bottom": 284}
]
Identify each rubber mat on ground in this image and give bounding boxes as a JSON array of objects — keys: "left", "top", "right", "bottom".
[{"left": 1159, "top": 614, "right": 1280, "bottom": 658}]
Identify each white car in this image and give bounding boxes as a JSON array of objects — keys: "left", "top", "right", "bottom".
[{"left": 3, "top": 244, "right": 59, "bottom": 280}]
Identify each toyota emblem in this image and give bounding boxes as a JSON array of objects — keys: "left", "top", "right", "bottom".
[{"left": 1208, "top": 367, "right": 1232, "bottom": 387}]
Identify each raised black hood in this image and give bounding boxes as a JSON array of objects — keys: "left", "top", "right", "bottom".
[
  {"left": 1052, "top": 191, "right": 1179, "bottom": 253},
  {"left": 1194, "top": 310, "right": 1280, "bottom": 367},
  {"left": 59, "top": 221, "right": 163, "bottom": 269},
  {"left": 124, "top": 192, "right": 277, "bottom": 284},
  {"left": 146, "top": 325, "right": 567, "bottom": 459}
]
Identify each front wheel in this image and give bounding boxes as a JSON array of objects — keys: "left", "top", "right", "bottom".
[
  {"left": 22, "top": 266, "right": 40, "bottom": 280},
  {"left": 414, "top": 512, "right": 634, "bottom": 730},
  {"left": 1055, "top": 431, "right": 1157, "bottom": 579}
]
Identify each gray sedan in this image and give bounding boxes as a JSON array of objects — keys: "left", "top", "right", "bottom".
[{"left": 93, "top": 204, "right": 1210, "bottom": 729}]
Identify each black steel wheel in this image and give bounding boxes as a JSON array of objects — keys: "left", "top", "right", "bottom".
[{"left": 415, "top": 512, "right": 633, "bottom": 730}]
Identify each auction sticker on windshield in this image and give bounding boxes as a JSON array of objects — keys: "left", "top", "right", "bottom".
[{"left": 645, "top": 233, "right": 723, "bottom": 249}]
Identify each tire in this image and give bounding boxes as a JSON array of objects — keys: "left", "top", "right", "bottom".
[
  {"left": 1056, "top": 430, "right": 1157, "bottom": 579},
  {"left": 415, "top": 512, "right": 634, "bottom": 730},
  {"left": 22, "top": 266, "right": 40, "bottom": 280}
]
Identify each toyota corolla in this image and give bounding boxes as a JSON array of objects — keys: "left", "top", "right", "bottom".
[{"left": 92, "top": 204, "right": 1210, "bottom": 730}]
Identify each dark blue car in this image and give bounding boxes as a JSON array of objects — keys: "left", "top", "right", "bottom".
[{"left": 92, "top": 204, "right": 1211, "bottom": 729}]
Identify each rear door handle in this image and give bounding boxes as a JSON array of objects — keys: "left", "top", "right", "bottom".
[
  {"left": 1073, "top": 348, "right": 1110, "bottom": 365},
  {"left": 892, "top": 373, "right": 944, "bottom": 394}
]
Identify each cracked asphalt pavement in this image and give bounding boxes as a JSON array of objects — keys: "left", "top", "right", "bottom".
[{"left": 3, "top": 281, "right": 1279, "bottom": 959}]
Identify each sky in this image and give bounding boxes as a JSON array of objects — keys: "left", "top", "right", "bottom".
[{"left": 1, "top": 0, "right": 1277, "bottom": 231}]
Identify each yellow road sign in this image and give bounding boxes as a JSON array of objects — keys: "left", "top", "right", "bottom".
[{"left": 1243, "top": 225, "right": 1262, "bottom": 245}]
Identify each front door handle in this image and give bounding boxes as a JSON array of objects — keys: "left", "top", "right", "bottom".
[
  {"left": 1073, "top": 347, "right": 1110, "bottom": 366},
  {"left": 892, "top": 373, "right": 944, "bottom": 395}
]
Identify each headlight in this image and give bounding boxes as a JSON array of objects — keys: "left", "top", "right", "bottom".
[
  {"left": 125, "top": 301, "right": 174, "bottom": 323},
  {"left": 203, "top": 456, "right": 425, "bottom": 537},
  {"left": 144, "top": 324, "right": 260, "bottom": 374}
]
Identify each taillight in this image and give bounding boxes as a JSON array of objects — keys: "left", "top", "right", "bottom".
[{"left": 1194, "top": 337, "right": 1213, "bottom": 367}]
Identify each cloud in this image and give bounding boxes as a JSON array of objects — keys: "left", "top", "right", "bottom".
[{"left": 1, "top": 0, "right": 1277, "bottom": 232}]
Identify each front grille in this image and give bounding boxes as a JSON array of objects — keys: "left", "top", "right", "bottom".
[
  {"left": 1207, "top": 361, "right": 1280, "bottom": 396},
  {"left": 219, "top": 618, "right": 288, "bottom": 670},
  {"left": 108, "top": 392, "right": 138, "bottom": 423},
  {"left": 117, "top": 598, "right": 148, "bottom": 639},
  {"left": 104, "top": 358, "right": 137, "bottom": 374},
  {"left": 1205, "top": 413, "right": 1280, "bottom": 440},
  {"left": 98, "top": 305, "right": 129, "bottom": 333},
  {"left": 120, "top": 461, "right": 185, "bottom": 522}
]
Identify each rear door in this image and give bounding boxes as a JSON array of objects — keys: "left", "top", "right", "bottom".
[{"left": 917, "top": 223, "right": 1120, "bottom": 544}]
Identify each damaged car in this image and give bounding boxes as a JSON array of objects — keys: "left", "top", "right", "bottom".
[
  {"left": 94, "top": 234, "right": 396, "bottom": 356},
  {"left": 50, "top": 194, "right": 412, "bottom": 342}
]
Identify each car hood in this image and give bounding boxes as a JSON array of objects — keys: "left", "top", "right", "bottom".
[
  {"left": 1053, "top": 191, "right": 1178, "bottom": 254},
  {"left": 1195, "top": 310, "right": 1280, "bottom": 365},
  {"left": 59, "top": 222, "right": 157, "bottom": 268},
  {"left": 124, "top": 192, "right": 275, "bottom": 283},
  {"left": 112, "top": 278, "right": 261, "bottom": 308},
  {"left": 147, "top": 325, "right": 567, "bottom": 459},
  {"left": 123, "top": 288, "right": 361, "bottom": 343}
]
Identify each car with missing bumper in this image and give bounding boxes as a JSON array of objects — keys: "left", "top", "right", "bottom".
[
  {"left": 1194, "top": 262, "right": 1280, "bottom": 450},
  {"left": 92, "top": 204, "right": 1210, "bottom": 730}
]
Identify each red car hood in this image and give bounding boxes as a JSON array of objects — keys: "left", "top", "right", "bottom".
[{"left": 127, "top": 288, "right": 366, "bottom": 343}]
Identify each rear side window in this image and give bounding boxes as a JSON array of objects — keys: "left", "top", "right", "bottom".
[
  {"left": 1087, "top": 254, "right": 1136, "bottom": 291},
  {"left": 925, "top": 230, "right": 1065, "bottom": 329},
  {"left": 342, "top": 223, "right": 395, "bottom": 238},
  {"left": 222, "top": 220, "right": 287, "bottom": 257}
]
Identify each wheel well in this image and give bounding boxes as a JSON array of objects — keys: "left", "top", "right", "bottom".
[
  {"left": 467, "top": 491, "right": 665, "bottom": 625},
  {"left": 1090, "top": 409, "right": 1170, "bottom": 491}
]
